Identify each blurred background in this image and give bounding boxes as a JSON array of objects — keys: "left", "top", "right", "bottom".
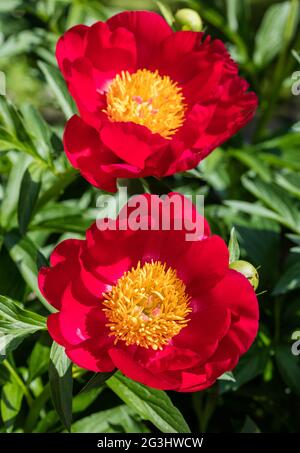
[{"left": 0, "top": 0, "right": 300, "bottom": 433}]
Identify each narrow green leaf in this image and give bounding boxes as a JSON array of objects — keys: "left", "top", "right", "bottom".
[
  {"left": 18, "top": 164, "right": 42, "bottom": 235},
  {"left": 1, "top": 381, "right": 23, "bottom": 432},
  {"left": 0, "top": 294, "right": 46, "bottom": 361},
  {"left": 156, "top": 1, "right": 174, "bottom": 26},
  {"left": 1, "top": 153, "right": 31, "bottom": 230},
  {"left": 49, "top": 342, "right": 73, "bottom": 431},
  {"left": 0, "top": 295, "right": 46, "bottom": 328},
  {"left": 38, "top": 61, "right": 76, "bottom": 119},
  {"left": 80, "top": 371, "right": 115, "bottom": 394},
  {"left": 254, "top": 1, "right": 300, "bottom": 68},
  {"left": 107, "top": 372, "right": 190, "bottom": 433},
  {"left": 28, "top": 335, "right": 50, "bottom": 382},
  {"left": 228, "top": 227, "right": 240, "bottom": 263},
  {"left": 21, "top": 104, "right": 53, "bottom": 161},
  {"left": 4, "top": 231, "right": 55, "bottom": 312}
]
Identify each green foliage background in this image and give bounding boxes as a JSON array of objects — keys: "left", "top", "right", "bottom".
[{"left": 0, "top": 0, "right": 300, "bottom": 433}]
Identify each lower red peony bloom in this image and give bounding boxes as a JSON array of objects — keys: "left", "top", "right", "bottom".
[
  {"left": 57, "top": 11, "right": 258, "bottom": 192},
  {"left": 38, "top": 193, "right": 259, "bottom": 391}
]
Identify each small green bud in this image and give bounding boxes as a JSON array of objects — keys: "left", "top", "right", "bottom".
[
  {"left": 229, "top": 260, "right": 259, "bottom": 291},
  {"left": 174, "top": 9, "right": 203, "bottom": 32}
]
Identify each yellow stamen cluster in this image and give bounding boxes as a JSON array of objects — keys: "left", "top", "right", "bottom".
[
  {"left": 105, "top": 69, "right": 186, "bottom": 139},
  {"left": 102, "top": 261, "right": 191, "bottom": 350}
]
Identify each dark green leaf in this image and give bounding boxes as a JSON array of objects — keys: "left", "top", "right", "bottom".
[
  {"left": 49, "top": 342, "right": 73, "bottom": 431},
  {"left": 18, "top": 164, "right": 42, "bottom": 235}
]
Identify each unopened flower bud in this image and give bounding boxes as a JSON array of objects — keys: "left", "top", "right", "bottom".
[
  {"left": 229, "top": 260, "right": 259, "bottom": 291},
  {"left": 175, "top": 9, "right": 203, "bottom": 32}
]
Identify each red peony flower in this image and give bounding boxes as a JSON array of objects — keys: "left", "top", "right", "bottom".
[
  {"left": 38, "top": 193, "right": 259, "bottom": 391},
  {"left": 57, "top": 11, "right": 258, "bottom": 192}
]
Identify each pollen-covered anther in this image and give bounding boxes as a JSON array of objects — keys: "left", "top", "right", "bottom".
[
  {"left": 102, "top": 261, "right": 191, "bottom": 350},
  {"left": 105, "top": 69, "right": 186, "bottom": 139}
]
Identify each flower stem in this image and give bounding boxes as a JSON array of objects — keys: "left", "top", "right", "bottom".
[{"left": 3, "top": 359, "right": 34, "bottom": 407}]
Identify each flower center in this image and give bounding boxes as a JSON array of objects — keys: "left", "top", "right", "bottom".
[
  {"left": 105, "top": 69, "right": 186, "bottom": 139},
  {"left": 102, "top": 261, "right": 191, "bottom": 350}
]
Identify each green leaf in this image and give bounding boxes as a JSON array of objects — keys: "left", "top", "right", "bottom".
[
  {"left": 28, "top": 335, "right": 50, "bottom": 382},
  {"left": 225, "top": 200, "right": 282, "bottom": 223},
  {"left": 4, "top": 231, "right": 55, "bottom": 312},
  {"left": 0, "top": 30, "right": 41, "bottom": 59},
  {"left": 228, "top": 227, "right": 240, "bottom": 263},
  {"left": 71, "top": 405, "right": 148, "bottom": 433},
  {"left": 1, "top": 381, "right": 23, "bottom": 432},
  {"left": 0, "top": 153, "right": 31, "bottom": 230},
  {"left": 49, "top": 342, "right": 73, "bottom": 432},
  {"left": 0, "top": 294, "right": 46, "bottom": 361},
  {"left": 0, "top": 96, "right": 37, "bottom": 153},
  {"left": 275, "top": 345, "right": 300, "bottom": 396},
  {"left": 20, "top": 104, "right": 53, "bottom": 161},
  {"left": 275, "top": 172, "right": 300, "bottom": 200},
  {"left": 156, "top": 1, "right": 174, "bottom": 26},
  {"left": 107, "top": 372, "right": 190, "bottom": 433},
  {"left": 254, "top": 1, "right": 300, "bottom": 68},
  {"left": 38, "top": 61, "right": 76, "bottom": 119},
  {"left": 242, "top": 175, "right": 300, "bottom": 232},
  {"left": 79, "top": 371, "right": 115, "bottom": 394},
  {"left": 273, "top": 260, "right": 300, "bottom": 295},
  {"left": 218, "top": 371, "right": 236, "bottom": 382},
  {"left": 73, "top": 387, "right": 104, "bottom": 414},
  {"left": 226, "top": 0, "right": 249, "bottom": 33},
  {"left": 0, "top": 295, "right": 46, "bottom": 328},
  {"left": 18, "top": 164, "right": 42, "bottom": 235},
  {"left": 229, "top": 150, "right": 272, "bottom": 182}
]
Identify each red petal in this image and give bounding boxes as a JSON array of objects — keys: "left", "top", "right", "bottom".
[
  {"left": 63, "top": 115, "right": 118, "bottom": 192},
  {"left": 107, "top": 11, "right": 172, "bottom": 67}
]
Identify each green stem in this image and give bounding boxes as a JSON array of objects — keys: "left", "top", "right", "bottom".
[{"left": 3, "top": 359, "right": 34, "bottom": 407}]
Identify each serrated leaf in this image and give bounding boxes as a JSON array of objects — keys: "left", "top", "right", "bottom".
[
  {"left": 107, "top": 372, "right": 190, "bottom": 433},
  {"left": 49, "top": 342, "right": 73, "bottom": 432}
]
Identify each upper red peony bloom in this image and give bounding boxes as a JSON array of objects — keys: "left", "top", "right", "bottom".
[
  {"left": 57, "top": 11, "right": 258, "bottom": 192},
  {"left": 38, "top": 193, "right": 259, "bottom": 392}
]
